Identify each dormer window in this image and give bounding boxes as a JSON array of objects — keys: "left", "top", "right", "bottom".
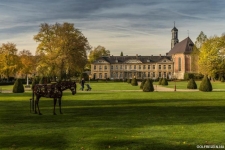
[
  {"left": 115, "top": 60, "right": 118, "bottom": 63},
  {"left": 163, "top": 60, "right": 167, "bottom": 62},
  {"left": 147, "top": 59, "right": 150, "bottom": 62}
]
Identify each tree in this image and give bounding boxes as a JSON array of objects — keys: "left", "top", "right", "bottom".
[
  {"left": 140, "top": 79, "right": 146, "bottom": 89},
  {"left": 187, "top": 78, "right": 197, "bottom": 89},
  {"left": 158, "top": 78, "right": 163, "bottom": 85},
  {"left": 0, "top": 42, "right": 20, "bottom": 81},
  {"left": 198, "top": 36, "right": 225, "bottom": 78},
  {"left": 13, "top": 79, "right": 25, "bottom": 93},
  {"left": 34, "top": 22, "right": 91, "bottom": 80},
  {"left": 120, "top": 51, "right": 123, "bottom": 56},
  {"left": 199, "top": 76, "right": 212, "bottom": 92},
  {"left": 195, "top": 31, "right": 208, "bottom": 49},
  {"left": 88, "top": 46, "right": 110, "bottom": 69},
  {"left": 18, "top": 50, "right": 35, "bottom": 78},
  {"left": 161, "top": 78, "right": 168, "bottom": 86},
  {"left": 143, "top": 79, "right": 154, "bottom": 92},
  {"left": 131, "top": 77, "right": 138, "bottom": 86}
]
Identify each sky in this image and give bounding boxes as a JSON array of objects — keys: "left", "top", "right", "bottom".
[{"left": 0, "top": 0, "right": 225, "bottom": 56}]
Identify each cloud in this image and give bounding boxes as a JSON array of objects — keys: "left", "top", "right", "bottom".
[{"left": 0, "top": 0, "right": 225, "bottom": 55}]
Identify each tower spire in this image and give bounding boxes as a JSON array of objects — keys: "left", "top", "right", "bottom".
[
  {"left": 187, "top": 30, "right": 189, "bottom": 37},
  {"left": 171, "top": 22, "right": 179, "bottom": 49}
]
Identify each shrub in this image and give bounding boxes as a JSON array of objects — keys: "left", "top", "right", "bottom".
[
  {"left": 131, "top": 77, "right": 138, "bottom": 86},
  {"left": 140, "top": 79, "right": 146, "bottom": 89},
  {"left": 199, "top": 76, "right": 213, "bottom": 92},
  {"left": 143, "top": 79, "right": 154, "bottom": 92},
  {"left": 187, "top": 78, "right": 197, "bottom": 89},
  {"left": 158, "top": 78, "right": 163, "bottom": 85},
  {"left": 13, "top": 79, "right": 25, "bottom": 93},
  {"left": 161, "top": 78, "right": 168, "bottom": 86},
  {"left": 127, "top": 79, "right": 131, "bottom": 84}
]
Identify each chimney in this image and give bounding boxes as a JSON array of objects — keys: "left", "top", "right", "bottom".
[
  {"left": 159, "top": 54, "right": 161, "bottom": 57},
  {"left": 136, "top": 54, "right": 138, "bottom": 58}
]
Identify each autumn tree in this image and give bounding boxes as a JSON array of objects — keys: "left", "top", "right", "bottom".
[
  {"left": 0, "top": 42, "right": 20, "bottom": 81},
  {"left": 87, "top": 45, "right": 110, "bottom": 69},
  {"left": 191, "top": 31, "right": 208, "bottom": 73},
  {"left": 34, "top": 22, "right": 91, "bottom": 80},
  {"left": 198, "top": 35, "right": 225, "bottom": 78},
  {"left": 18, "top": 50, "right": 35, "bottom": 78},
  {"left": 195, "top": 31, "right": 208, "bottom": 49}
]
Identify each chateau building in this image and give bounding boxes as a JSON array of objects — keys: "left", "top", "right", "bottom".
[{"left": 91, "top": 25, "right": 196, "bottom": 80}]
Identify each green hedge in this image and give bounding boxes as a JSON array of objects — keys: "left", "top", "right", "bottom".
[
  {"left": 131, "top": 77, "right": 138, "bottom": 86},
  {"left": 13, "top": 79, "right": 25, "bottom": 93},
  {"left": 187, "top": 78, "right": 197, "bottom": 89},
  {"left": 143, "top": 79, "right": 154, "bottom": 92},
  {"left": 199, "top": 76, "right": 212, "bottom": 92}
]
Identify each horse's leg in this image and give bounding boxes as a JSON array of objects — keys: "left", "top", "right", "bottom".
[
  {"left": 53, "top": 98, "right": 57, "bottom": 115},
  {"left": 34, "top": 96, "right": 37, "bottom": 114},
  {"left": 59, "top": 98, "right": 63, "bottom": 114},
  {"left": 36, "top": 97, "right": 42, "bottom": 115}
]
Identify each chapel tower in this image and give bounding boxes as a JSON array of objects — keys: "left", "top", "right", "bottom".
[{"left": 171, "top": 22, "right": 179, "bottom": 49}]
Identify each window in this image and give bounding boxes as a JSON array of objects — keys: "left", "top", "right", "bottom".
[
  {"left": 120, "top": 73, "right": 122, "bottom": 78},
  {"left": 148, "top": 65, "right": 150, "bottom": 70},
  {"left": 159, "top": 72, "right": 161, "bottom": 77},
  {"left": 120, "top": 65, "right": 122, "bottom": 69},
  {"left": 163, "top": 65, "right": 166, "bottom": 69},
  {"left": 99, "top": 65, "right": 102, "bottom": 70},
  {"left": 125, "top": 65, "right": 127, "bottom": 70},
  {"left": 148, "top": 72, "right": 150, "bottom": 77},
  {"left": 159, "top": 65, "right": 161, "bottom": 70},
  {"left": 153, "top": 65, "right": 155, "bottom": 69},
  {"left": 111, "top": 65, "right": 113, "bottom": 70},
  {"left": 94, "top": 65, "right": 96, "bottom": 70},
  {"left": 153, "top": 72, "right": 155, "bottom": 78},
  {"left": 143, "top": 65, "right": 146, "bottom": 69},
  {"left": 129, "top": 65, "right": 132, "bottom": 69},
  {"left": 116, "top": 65, "right": 118, "bottom": 70},
  {"left": 138, "top": 72, "right": 141, "bottom": 77},
  {"left": 104, "top": 65, "right": 107, "bottom": 70},
  {"left": 168, "top": 65, "right": 171, "bottom": 69},
  {"left": 99, "top": 73, "right": 102, "bottom": 79},
  {"left": 178, "top": 57, "right": 181, "bottom": 71},
  {"left": 134, "top": 65, "right": 136, "bottom": 69},
  {"left": 164, "top": 72, "right": 166, "bottom": 78},
  {"left": 104, "top": 73, "right": 107, "bottom": 78},
  {"left": 139, "top": 65, "right": 141, "bottom": 69}
]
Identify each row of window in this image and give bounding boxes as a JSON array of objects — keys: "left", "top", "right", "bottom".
[
  {"left": 93, "top": 72, "right": 172, "bottom": 79},
  {"left": 94, "top": 64, "right": 172, "bottom": 70}
]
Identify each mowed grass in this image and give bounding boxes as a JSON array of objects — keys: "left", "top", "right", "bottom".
[{"left": 0, "top": 82, "right": 225, "bottom": 150}]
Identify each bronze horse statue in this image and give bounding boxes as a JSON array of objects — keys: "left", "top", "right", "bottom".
[{"left": 32, "top": 81, "right": 76, "bottom": 115}]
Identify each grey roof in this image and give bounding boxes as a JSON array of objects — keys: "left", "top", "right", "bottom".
[
  {"left": 93, "top": 55, "right": 172, "bottom": 64},
  {"left": 171, "top": 27, "right": 178, "bottom": 31},
  {"left": 168, "top": 37, "right": 194, "bottom": 55}
]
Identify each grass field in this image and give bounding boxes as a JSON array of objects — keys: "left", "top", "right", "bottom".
[{"left": 0, "top": 82, "right": 225, "bottom": 150}]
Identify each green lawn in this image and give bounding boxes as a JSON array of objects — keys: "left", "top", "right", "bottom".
[{"left": 0, "top": 82, "right": 225, "bottom": 149}]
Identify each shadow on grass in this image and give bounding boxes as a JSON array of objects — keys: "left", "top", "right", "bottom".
[
  {"left": 0, "top": 134, "right": 68, "bottom": 150},
  {"left": 96, "top": 138, "right": 195, "bottom": 150},
  {"left": 1, "top": 99, "right": 225, "bottom": 127}
]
